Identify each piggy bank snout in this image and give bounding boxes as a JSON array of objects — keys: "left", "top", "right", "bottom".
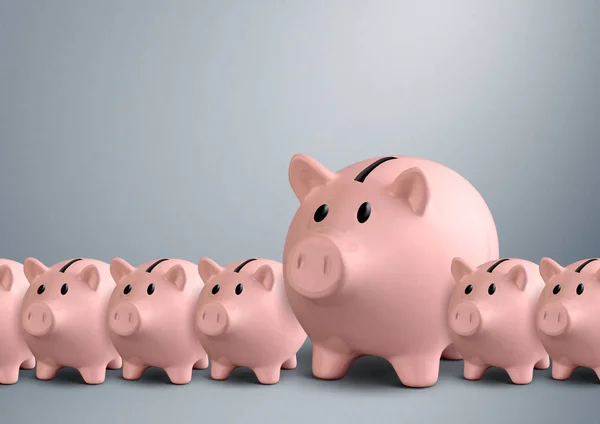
[
  {"left": 285, "top": 235, "right": 344, "bottom": 299},
  {"left": 449, "top": 302, "right": 482, "bottom": 337},
  {"left": 109, "top": 303, "right": 141, "bottom": 337},
  {"left": 23, "top": 302, "right": 54, "bottom": 337},
  {"left": 197, "top": 303, "right": 229, "bottom": 337},
  {"left": 537, "top": 302, "right": 570, "bottom": 336}
]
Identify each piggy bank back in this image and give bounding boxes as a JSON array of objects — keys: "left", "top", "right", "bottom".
[
  {"left": 21, "top": 257, "right": 121, "bottom": 384},
  {"left": 196, "top": 257, "right": 307, "bottom": 384},
  {"left": 448, "top": 257, "right": 548, "bottom": 384},
  {"left": 283, "top": 154, "right": 499, "bottom": 387},
  {"left": 107, "top": 257, "right": 208, "bottom": 384},
  {"left": 536, "top": 257, "right": 600, "bottom": 380},
  {"left": 0, "top": 259, "right": 35, "bottom": 384}
]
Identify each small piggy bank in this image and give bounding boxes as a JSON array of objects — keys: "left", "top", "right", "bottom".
[
  {"left": 0, "top": 259, "right": 36, "bottom": 384},
  {"left": 536, "top": 257, "right": 600, "bottom": 380},
  {"left": 108, "top": 258, "right": 209, "bottom": 385},
  {"left": 196, "top": 257, "right": 306, "bottom": 384},
  {"left": 21, "top": 258, "right": 122, "bottom": 384},
  {"left": 282, "top": 154, "right": 499, "bottom": 387},
  {"left": 448, "top": 257, "right": 549, "bottom": 384}
]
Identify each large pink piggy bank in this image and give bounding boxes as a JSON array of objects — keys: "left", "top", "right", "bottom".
[
  {"left": 196, "top": 257, "right": 307, "bottom": 384},
  {"left": 536, "top": 257, "right": 600, "bottom": 380},
  {"left": 0, "top": 259, "right": 36, "bottom": 384},
  {"left": 282, "top": 154, "right": 499, "bottom": 387},
  {"left": 448, "top": 257, "right": 548, "bottom": 384},
  {"left": 21, "top": 258, "right": 122, "bottom": 384},
  {"left": 108, "top": 257, "right": 208, "bottom": 385}
]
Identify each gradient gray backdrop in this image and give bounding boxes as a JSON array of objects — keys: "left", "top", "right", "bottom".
[{"left": 1, "top": 0, "right": 599, "bottom": 423}]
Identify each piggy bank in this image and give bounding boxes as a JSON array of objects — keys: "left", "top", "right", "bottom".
[
  {"left": 21, "top": 258, "right": 122, "bottom": 384},
  {"left": 0, "top": 260, "right": 36, "bottom": 384},
  {"left": 196, "top": 257, "right": 306, "bottom": 384},
  {"left": 448, "top": 257, "right": 549, "bottom": 384},
  {"left": 282, "top": 154, "right": 499, "bottom": 387},
  {"left": 108, "top": 257, "right": 209, "bottom": 385},
  {"left": 536, "top": 257, "right": 600, "bottom": 380}
]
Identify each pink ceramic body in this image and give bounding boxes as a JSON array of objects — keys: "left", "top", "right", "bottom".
[
  {"left": 536, "top": 257, "right": 600, "bottom": 380},
  {"left": 196, "top": 258, "right": 306, "bottom": 384},
  {"left": 107, "top": 258, "right": 208, "bottom": 385},
  {"left": 21, "top": 258, "right": 121, "bottom": 384},
  {"left": 448, "top": 258, "right": 548, "bottom": 384},
  {"left": 283, "top": 154, "right": 499, "bottom": 387},
  {"left": 0, "top": 259, "right": 35, "bottom": 384}
]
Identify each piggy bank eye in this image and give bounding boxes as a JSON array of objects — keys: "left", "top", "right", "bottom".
[
  {"left": 487, "top": 283, "right": 496, "bottom": 295},
  {"left": 211, "top": 284, "right": 220, "bottom": 295},
  {"left": 60, "top": 283, "right": 69, "bottom": 295},
  {"left": 147, "top": 283, "right": 155, "bottom": 295},
  {"left": 464, "top": 284, "right": 473, "bottom": 294},
  {"left": 123, "top": 284, "right": 132, "bottom": 295},
  {"left": 576, "top": 283, "right": 584, "bottom": 295},
  {"left": 552, "top": 284, "right": 561, "bottom": 295},
  {"left": 357, "top": 202, "right": 371, "bottom": 223},
  {"left": 37, "top": 284, "right": 45, "bottom": 295},
  {"left": 314, "top": 204, "right": 329, "bottom": 222},
  {"left": 235, "top": 283, "right": 243, "bottom": 295}
]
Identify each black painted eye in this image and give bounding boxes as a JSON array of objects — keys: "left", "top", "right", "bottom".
[
  {"left": 314, "top": 204, "right": 328, "bottom": 222},
  {"left": 147, "top": 283, "right": 155, "bottom": 295},
  {"left": 60, "top": 283, "right": 68, "bottom": 295},
  {"left": 235, "top": 283, "right": 243, "bottom": 295},
  {"left": 488, "top": 283, "right": 496, "bottom": 295},
  {"left": 576, "top": 283, "right": 584, "bottom": 295},
  {"left": 37, "top": 285, "right": 45, "bottom": 295},
  {"left": 211, "top": 284, "right": 220, "bottom": 295},
  {"left": 464, "top": 284, "right": 473, "bottom": 294},
  {"left": 552, "top": 284, "right": 561, "bottom": 295},
  {"left": 357, "top": 202, "right": 371, "bottom": 223},
  {"left": 123, "top": 284, "right": 132, "bottom": 295}
]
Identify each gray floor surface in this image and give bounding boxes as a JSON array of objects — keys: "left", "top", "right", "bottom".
[{"left": 2, "top": 342, "right": 599, "bottom": 424}]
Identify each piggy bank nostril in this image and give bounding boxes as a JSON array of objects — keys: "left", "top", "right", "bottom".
[
  {"left": 543, "top": 311, "right": 547, "bottom": 320},
  {"left": 128, "top": 313, "right": 133, "bottom": 323},
  {"left": 455, "top": 312, "right": 459, "bottom": 320},
  {"left": 323, "top": 256, "right": 330, "bottom": 275},
  {"left": 28, "top": 312, "right": 32, "bottom": 320},
  {"left": 296, "top": 254, "right": 304, "bottom": 269}
]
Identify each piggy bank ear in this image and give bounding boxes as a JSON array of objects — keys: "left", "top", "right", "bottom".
[
  {"left": 165, "top": 264, "right": 186, "bottom": 291},
  {"left": 110, "top": 257, "right": 135, "bottom": 283},
  {"left": 387, "top": 167, "right": 430, "bottom": 216},
  {"left": 0, "top": 265, "right": 14, "bottom": 291},
  {"left": 288, "top": 154, "right": 336, "bottom": 202},
  {"left": 24, "top": 257, "right": 48, "bottom": 284},
  {"left": 253, "top": 264, "right": 275, "bottom": 291},
  {"left": 451, "top": 257, "right": 474, "bottom": 283},
  {"left": 539, "top": 257, "right": 563, "bottom": 284},
  {"left": 197, "top": 257, "right": 223, "bottom": 283},
  {"left": 78, "top": 264, "right": 101, "bottom": 291},
  {"left": 505, "top": 264, "right": 527, "bottom": 290}
]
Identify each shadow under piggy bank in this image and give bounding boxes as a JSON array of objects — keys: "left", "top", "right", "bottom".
[{"left": 545, "top": 367, "right": 600, "bottom": 385}]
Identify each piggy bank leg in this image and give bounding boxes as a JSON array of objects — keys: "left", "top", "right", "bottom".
[
  {"left": 463, "top": 360, "right": 488, "bottom": 380},
  {"left": 312, "top": 342, "right": 356, "bottom": 380},
  {"left": 282, "top": 355, "right": 297, "bottom": 370},
  {"left": 551, "top": 359, "right": 575, "bottom": 380},
  {"left": 193, "top": 355, "right": 209, "bottom": 370},
  {"left": 254, "top": 365, "right": 281, "bottom": 385},
  {"left": 79, "top": 366, "right": 107, "bottom": 384},
  {"left": 122, "top": 360, "right": 146, "bottom": 380},
  {"left": 107, "top": 356, "right": 123, "bottom": 370},
  {"left": 441, "top": 344, "right": 462, "bottom": 360},
  {"left": 36, "top": 361, "right": 60, "bottom": 380},
  {"left": 165, "top": 365, "right": 193, "bottom": 385},
  {"left": 534, "top": 355, "right": 550, "bottom": 370},
  {"left": 506, "top": 365, "right": 534, "bottom": 385},
  {"left": 210, "top": 360, "right": 235, "bottom": 381},
  {"left": 0, "top": 365, "right": 21, "bottom": 384},
  {"left": 388, "top": 353, "right": 441, "bottom": 388},
  {"left": 21, "top": 357, "right": 36, "bottom": 370}
]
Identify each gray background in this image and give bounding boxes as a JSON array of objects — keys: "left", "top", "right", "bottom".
[{"left": 1, "top": 0, "right": 599, "bottom": 423}]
